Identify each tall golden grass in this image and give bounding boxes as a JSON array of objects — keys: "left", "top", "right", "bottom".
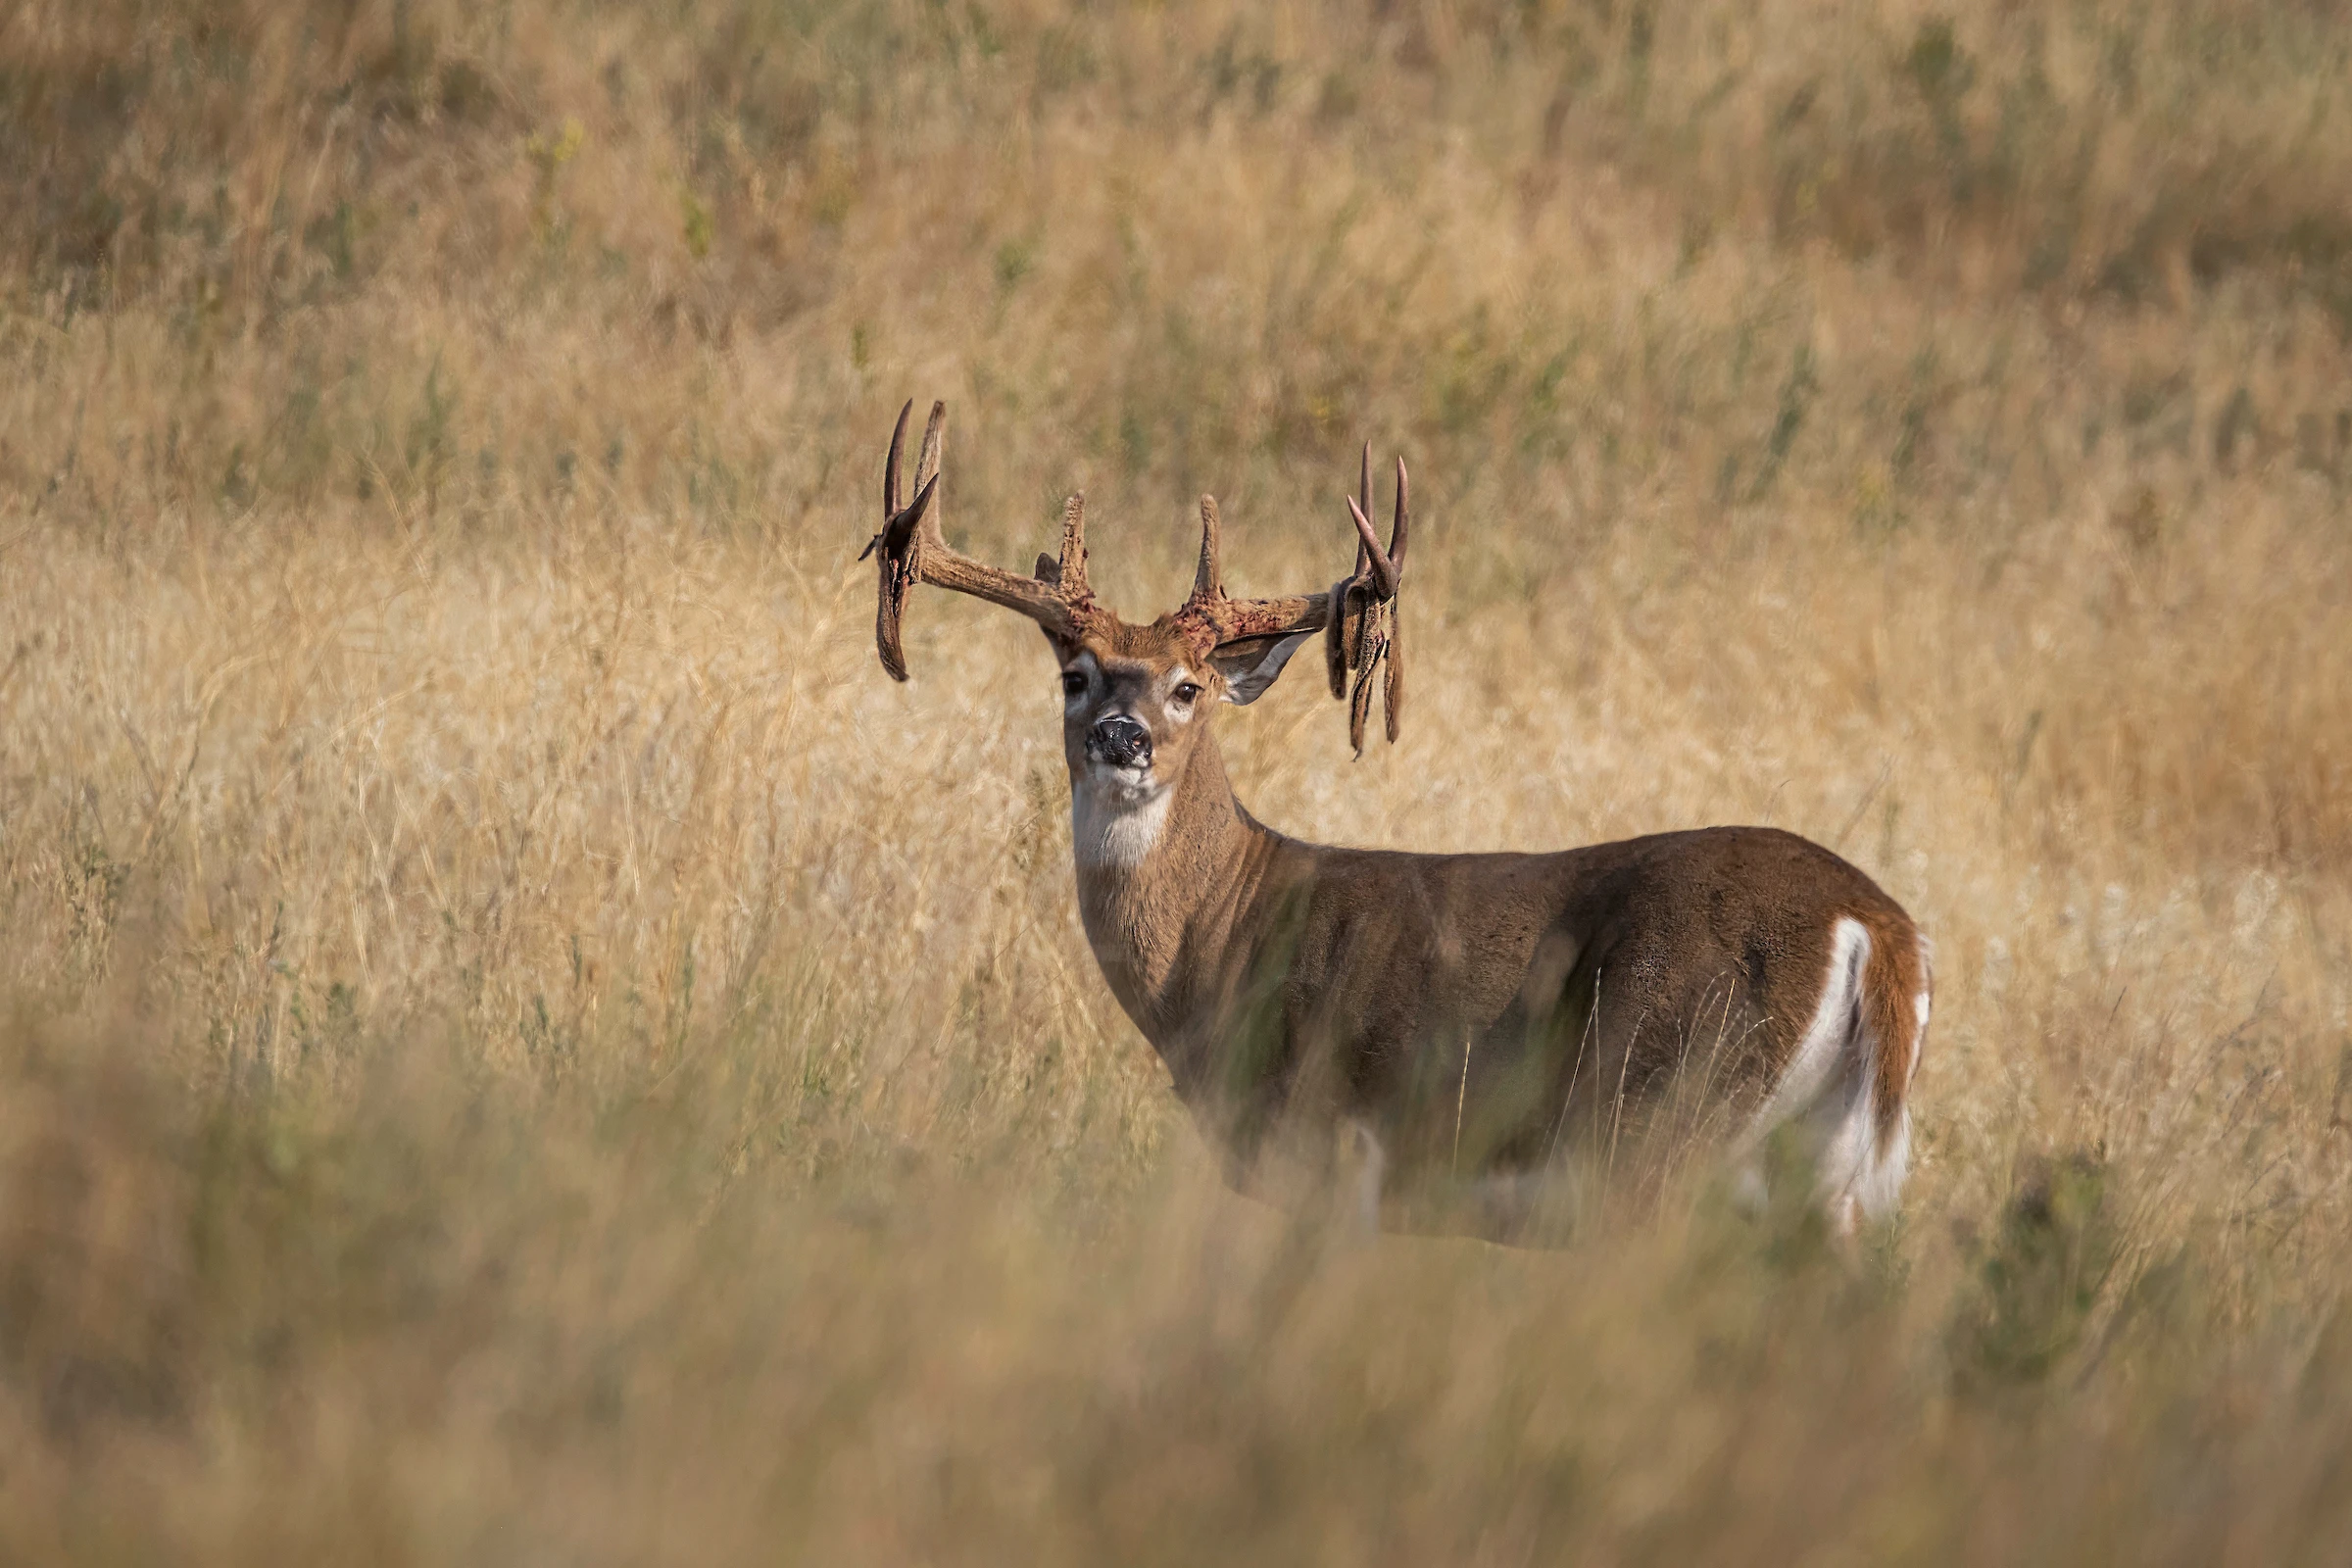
[{"left": 2, "top": 0, "right": 2349, "bottom": 1557}]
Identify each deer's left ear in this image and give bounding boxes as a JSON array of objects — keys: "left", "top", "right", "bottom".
[{"left": 1210, "top": 631, "right": 1315, "bottom": 706}]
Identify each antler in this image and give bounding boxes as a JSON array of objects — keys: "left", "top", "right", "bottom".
[
  {"left": 1175, "top": 441, "right": 1408, "bottom": 756},
  {"left": 1171, "top": 494, "right": 1332, "bottom": 650},
  {"left": 860, "top": 400, "right": 1099, "bottom": 680},
  {"left": 1325, "top": 445, "right": 1406, "bottom": 753},
  {"left": 861, "top": 405, "right": 1408, "bottom": 755}
]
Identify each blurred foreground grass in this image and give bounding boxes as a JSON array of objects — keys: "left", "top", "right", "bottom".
[{"left": 2, "top": 0, "right": 2350, "bottom": 1558}]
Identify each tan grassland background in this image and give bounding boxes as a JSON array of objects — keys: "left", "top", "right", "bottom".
[{"left": 3, "top": 0, "right": 2351, "bottom": 1558}]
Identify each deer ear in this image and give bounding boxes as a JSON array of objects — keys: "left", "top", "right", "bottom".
[{"left": 1211, "top": 632, "right": 1314, "bottom": 706}]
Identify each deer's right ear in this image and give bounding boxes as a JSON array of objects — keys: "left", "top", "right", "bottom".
[{"left": 1210, "top": 632, "right": 1314, "bottom": 706}]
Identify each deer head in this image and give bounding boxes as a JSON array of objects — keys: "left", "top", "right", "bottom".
[{"left": 862, "top": 401, "right": 1408, "bottom": 797}]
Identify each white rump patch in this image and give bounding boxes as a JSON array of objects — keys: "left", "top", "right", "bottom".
[{"left": 1734, "top": 915, "right": 1913, "bottom": 1235}]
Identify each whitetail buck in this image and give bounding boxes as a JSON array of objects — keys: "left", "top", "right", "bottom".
[{"left": 863, "top": 401, "right": 1931, "bottom": 1242}]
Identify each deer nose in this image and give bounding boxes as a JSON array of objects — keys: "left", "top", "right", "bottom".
[{"left": 1088, "top": 714, "right": 1152, "bottom": 768}]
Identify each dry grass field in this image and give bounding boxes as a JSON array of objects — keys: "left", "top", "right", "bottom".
[{"left": 3, "top": 0, "right": 2351, "bottom": 1558}]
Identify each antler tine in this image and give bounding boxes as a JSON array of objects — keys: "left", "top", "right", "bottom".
[
  {"left": 914, "top": 400, "right": 946, "bottom": 502},
  {"left": 1346, "top": 495, "right": 1401, "bottom": 599},
  {"left": 1058, "top": 493, "right": 1090, "bottom": 599},
  {"left": 882, "top": 399, "right": 911, "bottom": 517},
  {"left": 1390, "top": 455, "right": 1408, "bottom": 566},
  {"left": 1194, "top": 494, "right": 1224, "bottom": 601},
  {"left": 1383, "top": 571, "right": 1404, "bottom": 744},
  {"left": 1325, "top": 573, "right": 1354, "bottom": 702},
  {"left": 1170, "top": 492, "right": 1330, "bottom": 650},
  {"left": 866, "top": 400, "right": 1097, "bottom": 680},
  {"left": 1323, "top": 442, "right": 1408, "bottom": 754},
  {"left": 1329, "top": 441, "right": 1375, "bottom": 703},
  {"left": 1349, "top": 647, "right": 1378, "bottom": 756},
  {"left": 1377, "top": 457, "right": 1406, "bottom": 741}
]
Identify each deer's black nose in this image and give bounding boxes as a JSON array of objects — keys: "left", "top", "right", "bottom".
[{"left": 1088, "top": 714, "right": 1152, "bottom": 768}]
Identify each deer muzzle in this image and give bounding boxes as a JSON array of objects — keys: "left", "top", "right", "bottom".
[{"left": 1087, "top": 714, "right": 1153, "bottom": 770}]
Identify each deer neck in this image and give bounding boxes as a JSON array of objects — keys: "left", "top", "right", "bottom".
[{"left": 1069, "top": 728, "right": 1270, "bottom": 1037}]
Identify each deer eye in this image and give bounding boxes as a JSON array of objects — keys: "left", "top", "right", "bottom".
[
  {"left": 1060, "top": 670, "right": 1089, "bottom": 698},
  {"left": 1171, "top": 681, "right": 1202, "bottom": 706}
]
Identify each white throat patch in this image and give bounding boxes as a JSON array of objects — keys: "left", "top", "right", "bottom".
[{"left": 1071, "top": 776, "right": 1174, "bottom": 869}]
